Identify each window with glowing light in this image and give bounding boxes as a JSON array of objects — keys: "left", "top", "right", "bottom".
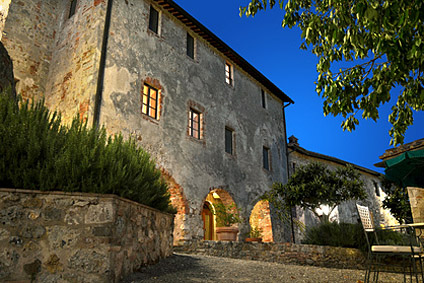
[
  {"left": 142, "top": 84, "right": 159, "bottom": 120},
  {"left": 188, "top": 108, "right": 201, "bottom": 139},
  {"left": 225, "top": 62, "right": 233, "bottom": 85}
]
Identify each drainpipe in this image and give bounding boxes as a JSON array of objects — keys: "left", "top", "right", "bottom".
[
  {"left": 283, "top": 101, "right": 295, "bottom": 243},
  {"left": 92, "top": 0, "right": 114, "bottom": 128}
]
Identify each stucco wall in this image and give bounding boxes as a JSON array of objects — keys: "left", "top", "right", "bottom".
[
  {"left": 288, "top": 150, "right": 398, "bottom": 242},
  {"left": 101, "top": 0, "right": 289, "bottom": 242},
  {"left": 0, "top": 189, "right": 174, "bottom": 282},
  {"left": 0, "top": 0, "right": 11, "bottom": 41}
]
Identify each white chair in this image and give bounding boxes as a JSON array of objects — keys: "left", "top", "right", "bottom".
[{"left": 356, "top": 204, "right": 424, "bottom": 282}]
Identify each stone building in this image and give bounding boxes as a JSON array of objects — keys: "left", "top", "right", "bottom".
[
  {"left": 1, "top": 0, "right": 294, "bottom": 244},
  {"left": 287, "top": 136, "right": 398, "bottom": 242}
]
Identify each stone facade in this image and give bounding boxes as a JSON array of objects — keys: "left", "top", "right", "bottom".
[
  {"left": 0, "top": 188, "right": 174, "bottom": 282},
  {"left": 2, "top": 0, "right": 293, "bottom": 244},
  {"left": 287, "top": 136, "right": 398, "bottom": 242},
  {"left": 174, "top": 240, "right": 366, "bottom": 270},
  {"left": 408, "top": 187, "right": 424, "bottom": 223}
]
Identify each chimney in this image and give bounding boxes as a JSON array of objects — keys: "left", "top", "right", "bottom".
[{"left": 288, "top": 135, "right": 299, "bottom": 146}]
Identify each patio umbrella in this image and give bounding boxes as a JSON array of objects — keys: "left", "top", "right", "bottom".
[{"left": 384, "top": 148, "right": 424, "bottom": 188}]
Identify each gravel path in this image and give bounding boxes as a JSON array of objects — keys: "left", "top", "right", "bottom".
[{"left": 122, "top": 253, "right": 406, "bottom": 283}]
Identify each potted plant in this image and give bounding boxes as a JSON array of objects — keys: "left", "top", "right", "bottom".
[
  {"left": 214, "top": 202, "right": 242, "bottom": 241},
  {"left": 245, "top": 226, "right": 263, "bottom": 243}
]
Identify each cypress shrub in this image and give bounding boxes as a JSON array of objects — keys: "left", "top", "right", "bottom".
[{"left": 0, "top": 95, "right": 174, "bottom": 213}]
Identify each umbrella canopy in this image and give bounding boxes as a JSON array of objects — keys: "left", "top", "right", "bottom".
[{"left": 384, "top": 148, "right": 424, "bottom": 187}]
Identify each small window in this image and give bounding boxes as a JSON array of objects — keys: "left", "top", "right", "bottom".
[
  {"left": 142, "top": 84, "right": 159, "bottom": 119},
  {"left": 373, "top": 181, "right": 381, "bottom": 197},
  {"left": 263, "top": 146, "right": 270, "bottom": 170},
  {"left": 189, "top": 108, "right": 201, "bottom": 139},
  {"left": 149, "top": 5, "right": 159, "bottom": 34},
  {"left": 187, "top": 33, "right": 194, "bottom": 59},
  {"left": 68, "top": 0, "right": 77, "bottom": 18},
  {"left": 225, "top": 127, "right": 234, "bottom": 154},
  {"left": 292, "top": 162, "right": 296, "bottom": 173},
  {"left": 261, "top": 89, "right": 267, "bottom": 109},
  {"left": 225, "top": 63, "right": 233, "bottom": 85}
]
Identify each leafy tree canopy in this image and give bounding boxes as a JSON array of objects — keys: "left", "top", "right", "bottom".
[
  {"left": 268, "top": 162, "right": 367, "bottom": 222},
  {"left": 241, "top": 0, "right": 424, "bottom": 145},
  {"left": 380, "top": 176, "right": 412, "bottom": 224}
]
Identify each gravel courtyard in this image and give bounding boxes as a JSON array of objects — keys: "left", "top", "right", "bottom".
[{"left": 122, "top": 253, "right": 406, "bottom": 283}]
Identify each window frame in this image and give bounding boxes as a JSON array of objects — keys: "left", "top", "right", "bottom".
[
  {"left": 142, "top": 84, "right": 160, "bottom": 120},
  {"left": 225, "top": 127, "right": 234, "bottom": 155},
  {"left": 263, "top": 146, "right": 270, "bottom": 171},
  {"left": 261, "top": 89, "right": 267, "bottom": 109},
  {"left": 68, "top": 0, "right": 77, "bottom": 19},
  {"left": 187, "top": 32, "right": 195, "bottom": 59},
  {"left": 189, "top": 108, "right": 201, "bottom": 140},
  {"left": 225, "top": 62, "right": 233, "bottom": 86},
  {"left": 148, "top": 5, "right": 159, "bottom": 34}
]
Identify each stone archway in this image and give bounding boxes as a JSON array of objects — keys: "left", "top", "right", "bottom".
[
  {"left": 202, "top": 188, "right": 238, "bottom": 241},
  {"left": 249, "top": 200, "right": 273, "bottom": 242},
  {"left": 161, "top": 169, "right": 189, "bottom": 245}
]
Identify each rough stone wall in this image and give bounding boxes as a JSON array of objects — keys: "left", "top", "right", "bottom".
[
  {"left": 288, "top": 151, "right": 397, "bottom": 242},
  {"left": 250, "top": 200, "right": 273, "bottom": 242},
  {"left": 2, "top": 0, "right": 105, "bottom": 124},
  {"left": 2, "top": 0, "right": 60, "bottom": 102},
  {"left": 101, "top": 0, "right": 289, "bottom": 243},
  {"left": 174, "top": 240, "right": 366, "bottom": 270},
  {"left": 44, "top": 0, "right": 106, "bottom": 125},
  {"left": 0, "top": 189, "right": 174, "bottom": 283}
]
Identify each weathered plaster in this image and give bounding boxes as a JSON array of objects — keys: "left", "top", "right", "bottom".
[{"left": 101, "top": 0, "right": 289, "bottom": 242}]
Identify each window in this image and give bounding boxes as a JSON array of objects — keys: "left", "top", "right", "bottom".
[
  {"left": 189, "top": 108, "right": 201, "bottom": 139},
  {"left": 225, "top": 127, "right": 234, "bottom": 154},
  {"left": 225, "top": 63, "right": 233, "bottom": 85},
  {"left": 149, "top": 5, "right": 159, "bottom": 34},
  {"left": 142, "top": 84, "right": 159, "bottom": 119},
  {"left": 263, "top": 146, "right": 270, "bottom": 170},
  {"left": 261, "top": 89, "right": 267, "bottom": 109},
  {"left": 187, "top": 33, "right": 194, "bottom": 59},
  {"left": 68, "top": 0, "right": 77, "bottom": 18},
  {"left": 373, "top": 181, "right": 381, "bottom": 197}
]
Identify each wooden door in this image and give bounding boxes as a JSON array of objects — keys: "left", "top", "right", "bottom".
[{"left": 202, "top": 203, "right": 214, "bottom": 240}]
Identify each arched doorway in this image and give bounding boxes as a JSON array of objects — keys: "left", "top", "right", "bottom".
[
  {"left": 202, "top": 188, "right": 237, "bottom": 240},
  {"left": 202, "top": 202, "right": 214, "bottom": 240},
  {"left": 250, "top": 200, "right": 274, "bottom": 242}
]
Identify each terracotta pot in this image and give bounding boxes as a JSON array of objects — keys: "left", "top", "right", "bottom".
[
  {"left": 216, "top": 226, "right": 239, "bottom": 241},
  {"left": 245, "top": 237, "right": 262, "bottom": 243}
]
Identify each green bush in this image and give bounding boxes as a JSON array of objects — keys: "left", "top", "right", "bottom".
[
  {"left": 302, "top": 221, "right": 409, "bottom": 254},
  {"left": 0, "top": 95, "right": 174, "bottom": 213}
]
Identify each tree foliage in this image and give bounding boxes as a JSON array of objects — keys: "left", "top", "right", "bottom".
[
  {"left": 0, "top": 95, "right": 174, "bottom": 213},
  {"left": 214, "top": 202, "right": 242, "bottom": 227},
  {"left": 241, "top": 0, "right": 424, "bottom": 145},
  {"left": 380, "top": 176, "right": 412, "bottom": 224},
  {"left": 269, "top": 162, "right": 367, "bottom": 223}
]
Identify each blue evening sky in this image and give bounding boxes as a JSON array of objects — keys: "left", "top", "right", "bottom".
[{"left": 174, "top": 0, "right": 424, "bottom": 173}]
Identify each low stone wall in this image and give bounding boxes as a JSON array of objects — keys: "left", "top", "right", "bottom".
[
  {"left": 174, "top": 240, "right": 366, "bottom": 270},
  {"left": 0, "top": 188, "right": 174, "bottom": 282}
]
